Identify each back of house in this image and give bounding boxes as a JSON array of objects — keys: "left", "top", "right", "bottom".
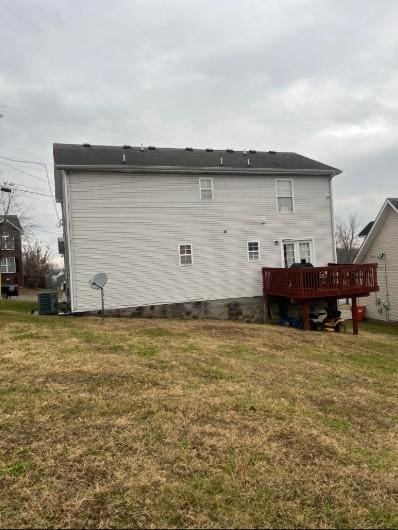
[
  {"left": 355, "top": 199, "right": 398, "bottom": 322},
  {"left": 54, "top": 144, "right": 341, "bottom": 320}
]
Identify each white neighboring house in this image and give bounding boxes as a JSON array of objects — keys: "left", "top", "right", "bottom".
[
  {"left": 54, "top": 144, "right": 341, "bottom": 319},
  {"left": 355, "top": 198, "right": 398, "bottom": 322}
]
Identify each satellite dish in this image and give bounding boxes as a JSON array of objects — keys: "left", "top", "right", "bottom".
[
  {"left": 89, "top": 272, "right": 108, "bottom": 290},
  {"left": 89, "top": 273, "right": 108, "bottom": 318}
]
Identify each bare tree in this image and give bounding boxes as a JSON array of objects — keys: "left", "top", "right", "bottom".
[
  {"left": 23, "top": 241, "right": 53, "bottom": 288},
  {"left": 335, "top": 214, "right": 362, "bottom": 264},
  {"left": 0, "top": 183, "right": 37, "bottom": 235}
]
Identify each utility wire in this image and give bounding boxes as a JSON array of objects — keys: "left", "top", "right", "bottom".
[
  {"left": 4, "top": 181, "right": 49, "bottom": 192},
  {"left": 14, "top": 186, "right": 53, "bottom": 198},
  {"left": 0, "top": 154, "right": 49, "bottom": 167},
  {"left": 1, "top": 103, "right": 179, "bottom": 147},
  {"left": 0, "top": 155, "right": 59, "bottom": 221},
  {"left": 0, "top": 159, "right": 48, "bottom": 183}
]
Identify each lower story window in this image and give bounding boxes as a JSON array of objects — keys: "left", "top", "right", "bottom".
[
  {"left": 0, "top": 257, "right": 16, "bottom": 273},
  {"left": 247, "top": 241, "right": 260, "bottom": 261},
  {"left": 179, "top": 244, "right": 193, "bottom": 266}
]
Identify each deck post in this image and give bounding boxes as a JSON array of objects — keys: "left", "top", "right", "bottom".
[
  {"left": 302, "top": 301, "right": 310, "bottom": 331},
  {"left": 351, "top": 296, "right": 359, "bottom": 335},
  {"left": 264, "top": 295, "right": 271, "bottom": 323}
]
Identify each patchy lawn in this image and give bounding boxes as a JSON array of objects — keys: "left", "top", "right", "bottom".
[{"left": 0, "top": 302, "right": 397, "bottom": 529}]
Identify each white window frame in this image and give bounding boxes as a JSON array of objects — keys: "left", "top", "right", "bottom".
[
  {"left": 178, "top": 243, "right": 193, "bottom": 266},
  {"left": 1, "top": 233, "right": 14, "bottom": 250},
  {"left": 247, "top": 240, "right": 260, "bottom": 262},
  {"left": 0, "top": 257, "right": 16, "bottom": 274},
  {"left": 280, "top": 238, "right": 315, "bottom": 267},
  {"left": 275, "top": 178, "right": 295, "bottom": 213},
  {"left": 199, "top": 177, "right": 214, "bottom": 200}
]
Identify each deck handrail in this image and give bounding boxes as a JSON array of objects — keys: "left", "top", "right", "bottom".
[{"left": 262, "top": 263, "right": 378, "bottom": 299}]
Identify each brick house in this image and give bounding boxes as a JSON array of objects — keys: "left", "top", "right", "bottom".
[{"left": 0, "top": 215, "right": 23, "bottom": 288}]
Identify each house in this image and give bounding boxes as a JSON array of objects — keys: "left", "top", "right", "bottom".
[
  {"left": 355, "top": 198, "right": 398, "bottom": 322},
  {"left": 54, "top": 143, "right": 347, "bottom": 321},
  {"left": 0, "top": 214, "right": 23, "bottom": 292}
]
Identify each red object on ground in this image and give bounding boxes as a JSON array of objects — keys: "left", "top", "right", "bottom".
[{"left": 351, "top": 305, "right": 366, "bottom": 322}]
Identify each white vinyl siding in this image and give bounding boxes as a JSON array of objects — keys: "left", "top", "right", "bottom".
[
  {"left": 64, "top": 173, "right": 335, "bottom": 312},
  {"left": 276, "top": 179, "right": 294, "bottom": 213},
  {"left": 357, "top": 206, "right": 398, "bottom": 322},
  {"left": 0, "top": 257, "right": 16, "bottom": 273},
  {"left": 199, "top": 178, "right": 213, "bottom": 199}
]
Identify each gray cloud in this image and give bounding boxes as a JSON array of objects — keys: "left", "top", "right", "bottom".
[{"left": 1, "top": 0, "right": 398, "bottom": 256}]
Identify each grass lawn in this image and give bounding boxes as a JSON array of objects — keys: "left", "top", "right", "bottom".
[{"left": 0, "top": 301, "right": 397, "bottom": 528}]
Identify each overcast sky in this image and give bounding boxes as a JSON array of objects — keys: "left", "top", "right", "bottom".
[{"left": 1, "top": 0, "right": 397, "bottom": 260}]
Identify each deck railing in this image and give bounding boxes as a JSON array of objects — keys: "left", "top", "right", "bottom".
[{"left": 262, "top": 263, "right": 378, "bottom": 299}]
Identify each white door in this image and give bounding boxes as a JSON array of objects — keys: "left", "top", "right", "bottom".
[{"left": 283, "top": 240, "right": 314, "bottom": 267}]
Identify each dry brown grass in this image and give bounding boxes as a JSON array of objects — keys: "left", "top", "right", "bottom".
[{"left": 0, "top": 304, "right": 397, "bottom": 528}]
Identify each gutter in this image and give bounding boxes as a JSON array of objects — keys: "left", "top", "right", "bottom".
[{"left": 55, "top": 164, "right": 341, "bottom": 177}]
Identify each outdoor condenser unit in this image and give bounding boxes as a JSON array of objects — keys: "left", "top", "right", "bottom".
[{"left": 37, "top": 291, "right": 59, "bottom": 315}]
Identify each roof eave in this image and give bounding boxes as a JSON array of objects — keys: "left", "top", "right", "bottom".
[
  {"left": 0, "top": 218, "right": 23, "bottom": 232},
  {"left": 354, "top": 199, "right": 397, "bottom": 263},
  {"left": 387, "top": 199, "right": 398, "bottom": 214},
  {"left": 55, "top": 164, "right": 341, "bottom": 176}
]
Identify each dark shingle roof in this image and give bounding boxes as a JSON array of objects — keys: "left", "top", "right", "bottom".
[
  {"left": 358, "top": 221, "right": 374, "bottom": 238},
  {"left": 0, "top": 215, "right": 23, "bottom": 231},
  {"left": 53, "top": 144, "right": 341, "bottom": 174},
  {"left": 388, "top": 198, "right": 398, "bottom": 209}
]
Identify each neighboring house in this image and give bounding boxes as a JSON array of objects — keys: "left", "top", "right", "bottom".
[
  {"left": 0, "top": 215, "right": 23, "bottom": 287},
  {"left": 355, "top": 198, "right": 398, "bottom": 322},
  {"left": 54, "top": 143, "right": 341, "bottom": 320}
]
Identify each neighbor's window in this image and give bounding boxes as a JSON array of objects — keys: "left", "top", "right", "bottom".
[
  {"left": 179, "top": 244, "right": 193, "bottom": 266},
  {"left": 247, "top": 241, "right": 260, "bottom": 261},
  {"left": 199, "top": 178, "right": 213, "bottom": 200},
  {"left": 276, "top": 179, "right": 294, "bottom": 213},
  {"left": 1, "top": 233, "right": 14, "bottom": 250},
  {"left": 0, "top": 257, "right": 16, "bottom": 273}
]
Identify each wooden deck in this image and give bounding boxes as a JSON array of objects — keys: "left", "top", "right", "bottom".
[
  {"left": 262, "top": 264, "right": 379, "bottom": 300},
  {"left": 262, "top": 264, "right": 379, "bottom": 334}
]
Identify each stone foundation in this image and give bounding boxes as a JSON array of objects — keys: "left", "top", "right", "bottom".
[{"left": 84, "top": 296, "right": 267, "bottom": 323}]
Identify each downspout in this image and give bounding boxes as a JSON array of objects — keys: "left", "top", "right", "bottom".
[
  {"left": 61, "top": 170, "right": 73, "bottom": 312},
  {"left": 329, "top": 175, "right": 337, "bottom": 263},
  {"left": 382, "top": 254, "right": 390, "bottom": 321}
]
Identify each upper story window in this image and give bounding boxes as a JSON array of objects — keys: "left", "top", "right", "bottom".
[
  {"left": 0, "top": 257, "right": 16, "bottom": 273},
  {"left": 247, "top": 241, "right": 260, "bottom": 261},
  {"left": 1, "top": 233, "right": 15, "bottom": 250},
  {"left": 179, "top": 244, "right": 193, "bottom": 266},
  {"left": 199, "top": 178, "right": 213, "bottom": 200},
  {"left": 276, "top": 179, "right": 294, "bottom": 213}
]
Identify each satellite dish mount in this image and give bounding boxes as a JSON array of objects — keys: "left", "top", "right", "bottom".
[{"left": 89, "top": 273, "right": 108, "bottom": 317}]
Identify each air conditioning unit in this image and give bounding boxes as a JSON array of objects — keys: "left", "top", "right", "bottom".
[{"left": 37, "top": 291, "right": 58, "bottom": 315}]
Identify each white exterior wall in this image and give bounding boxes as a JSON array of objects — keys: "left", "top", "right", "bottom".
[
  {"left": 358, "top": 206, "right": 398, "bottom": 322},
  {"left": 64, "top": 172, "right": 335, "bottom": 312}
]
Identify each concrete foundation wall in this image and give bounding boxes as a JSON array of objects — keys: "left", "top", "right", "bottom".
[{"left": 83, "top": 296, "right": 266, "bottom": 323}]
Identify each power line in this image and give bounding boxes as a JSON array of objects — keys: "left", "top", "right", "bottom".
[
  {"left": 0, "top": 154, "right": 48, "bottom": 167},
  {"left": 0, "top": 155, "right": 59, "bottom": 221},
  {"left": 14, "top": 187, "right": 53, "bottom": 198},
  {"left": 4, "top": 180, "right": 49, "bottom": 192},
  {"left": 0, "top": 159, "right": 48, "bottom": 183},
  {"left": 1, "top": 103, "right": 179, "bottom": 147}
]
